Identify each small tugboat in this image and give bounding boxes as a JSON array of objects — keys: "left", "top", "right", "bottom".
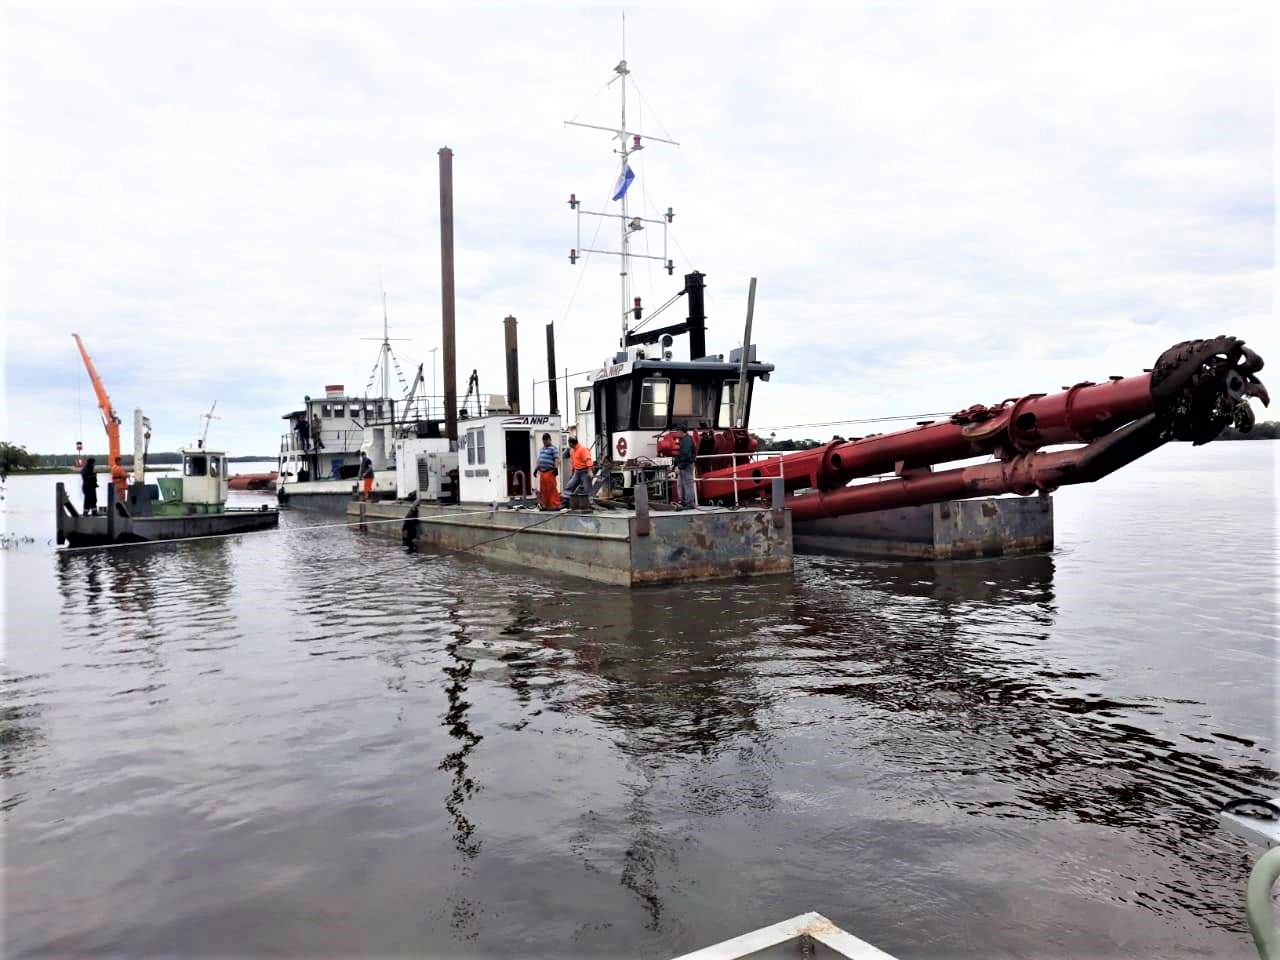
[
  {"left": 276, "top": 382, "right": 403, "bottom": 513},
  {"left": 56, "top": 334, "right": 278, "bottom": 548},
  {"left": 276, "top": 286, "right": 449, "bottom": 513}
]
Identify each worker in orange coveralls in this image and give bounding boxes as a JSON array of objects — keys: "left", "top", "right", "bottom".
[
  {"left": 360, "top": 454, "right": 374, "bottom": 500},
  {"left": 563, "top": 436, "right": 594, "bottom": 501},
  {"left": 535, "top": 433, "right": 561, "bottom": 510}
]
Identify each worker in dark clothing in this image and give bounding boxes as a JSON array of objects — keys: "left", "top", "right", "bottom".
[
  {"left": 297, "top": 414, "right": 310, "bottom": 451},
  {"left": 80, "top": 458, "right": 98, "bottom": 513},
  {"left": 674, "top": 431, "right": 696, "bottom": 508}
]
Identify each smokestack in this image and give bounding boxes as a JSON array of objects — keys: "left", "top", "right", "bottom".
[
  {"left": 685, "top": 271, "right": 707, "bottom": 361},
  {"left": 504, "top": 314, "right": 520, "bottom": 414},
  {"left": 439, "top": 147, "right": 458, "bottom": 443},
  {"left": 545, "top": 323, "right": 559, "bottom": 417}
]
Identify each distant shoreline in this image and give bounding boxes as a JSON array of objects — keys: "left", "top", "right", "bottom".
[
  {"left": 9, "top": 461, "right": 279, "bottom": 476},
  {"left": 10, "top": 466, "right": 181, "bottom": 475},
  {"left": 31, "top": 455, "right": 276, "bottom": 466}
]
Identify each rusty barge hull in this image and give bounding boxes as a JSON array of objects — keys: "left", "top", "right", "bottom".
[
  {"left": 349, "top": 495, "right": 1050, "bottom": 573},
  {"left": 792, "top": 495, "right": 1054, "bottom": 560},
  {"left": 348, "top": 499, "right": 792, "bottom": 587},
  {"left": 58, "top": 510, "right": 278, "bottom": 548}
]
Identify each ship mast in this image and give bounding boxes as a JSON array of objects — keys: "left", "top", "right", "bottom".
[
  {"left": 617, "top": 56, "right": 629, "bottom": 339},
  {"left": 363, "top": 265, "right": 408, "bottom": 403},
  {"left": 380, "top": 277, "right": 391, "bottom": 400},
  {"left": 565, "top": 21, "right": 679, "bottom": 346}
]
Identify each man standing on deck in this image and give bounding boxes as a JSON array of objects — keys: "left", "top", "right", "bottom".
[
  {"left": 296, "top": 412, "right": 310, "bottom": 452},
  {"left": 673, "top": 430, "right": 697, "bottom": 508},
  {"left": 535, "top": 433, "right": 561, "bottom": 510},
  {"left": 360, "top": 454, "right": 374, "bottom": 500},
  {"left": 80, "top": 457, "right": 97, "bottom": 513},
  {"left": 563, "top": 436, "right": 594, "bottom": 503}
]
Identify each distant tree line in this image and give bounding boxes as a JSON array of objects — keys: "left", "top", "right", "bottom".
[
  {"left": 1, "top": 442, "right": 41, "bottom": 477},
  {"left": 1, "top": 448, "right": 273, "bottom": 476},
  {"left": 1217, "top": 420, "right": 1279, "bottom": 440},
  {"left": 754, "top": 437, "right": 824, "bottom": 451}
]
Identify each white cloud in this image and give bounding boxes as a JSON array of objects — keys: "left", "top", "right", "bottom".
[{"left": 4, "top": 2, "right": 1273, "bottom": 455}]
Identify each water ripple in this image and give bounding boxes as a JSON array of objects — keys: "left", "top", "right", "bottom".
[{"left": 1, "top": 448, "right": 1275, "bottom": 958}]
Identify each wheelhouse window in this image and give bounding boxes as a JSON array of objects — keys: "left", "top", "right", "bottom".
[
  {"left": 466, "top": 427, "right": 486, "bottom": 466},
  {"left": 717, "top": 380, "right": 749, "bottom": 428},
  {"left": 638, "top": 378, "right": 670, "bottom": 430},
  {"left": 672, "top": 381, "right": 716, "bottom": 428},
  {"left": 183, "top": 454, "right": 208, "bottom": 477},
  {"left": 333, "top": 405, "right": 345, "bottom": 418},
  {"left": 612, "top": 380, "right": 633, "bottom": 431},
  {"left": 320, "top": 404, "right": 332, "bottom": 417},
  {"left": 209, "top": 456, "right": 222, "bottom": 478}
]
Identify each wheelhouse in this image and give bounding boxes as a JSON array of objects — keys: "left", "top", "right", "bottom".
[
  {"left": 278, "top": 386, "right": 395, "bottom": 483},
  {"left": 177, "top": 446, "right": 229, "bottom": 505},
  {"left": 577, "top": 349, "right": 774, "bottom": 464}
]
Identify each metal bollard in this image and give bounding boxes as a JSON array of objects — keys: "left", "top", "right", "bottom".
[{"left": 634, "top": 480, "right": 651, "bottom": 536}]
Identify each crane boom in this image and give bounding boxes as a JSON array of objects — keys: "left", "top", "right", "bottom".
[{"left": 72, "top": 334, "right": 128, "bottom": 499}]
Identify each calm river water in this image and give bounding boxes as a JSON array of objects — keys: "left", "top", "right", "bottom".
[{"left": 3, "top": 445, "right": 1276, "bottom": 958}]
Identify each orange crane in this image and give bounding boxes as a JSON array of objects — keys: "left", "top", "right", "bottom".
[{"left": 72, "top": 334, "right": 128, "bottom": 500}]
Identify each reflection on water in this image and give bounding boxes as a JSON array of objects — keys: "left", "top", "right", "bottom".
[{"left": 2, "top": 448, "right": 1276, "bottom": 958}]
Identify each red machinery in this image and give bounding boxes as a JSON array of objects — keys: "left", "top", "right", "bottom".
[
  {"left": 689, "top": 336, "right": 1267, "bottom": 520},
  {"left": 656, "top": 425, "right": 757, "bottom": 472}
]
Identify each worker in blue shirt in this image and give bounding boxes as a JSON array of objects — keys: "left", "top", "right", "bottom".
[{"left": 536, "top": 433, "right": 561, "bottom": 510}]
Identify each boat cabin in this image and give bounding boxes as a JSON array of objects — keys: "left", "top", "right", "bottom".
[
  {"left": 577, "top": 345, "right": 774, "bottom": 464},
  {"left": 279, "top": 384, "right": 395, "bottom": 483},
  {"left": 178, "top": 447, "right": 229, "bottom": 505},
  {"left": 457, "top": 413, "right": 564, "bottom": 503}
]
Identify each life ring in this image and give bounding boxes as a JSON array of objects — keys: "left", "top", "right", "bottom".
[{"left": 616, "top": 437, "right": 628, "bottom": 458}]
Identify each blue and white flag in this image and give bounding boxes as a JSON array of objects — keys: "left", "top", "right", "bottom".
[{"left": 611, "top": 164, "right": 635, "bottom": 201}]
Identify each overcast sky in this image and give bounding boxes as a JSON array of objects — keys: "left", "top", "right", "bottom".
[{"left": 4, "top": 3, "right": 1274, "bottom": 457}]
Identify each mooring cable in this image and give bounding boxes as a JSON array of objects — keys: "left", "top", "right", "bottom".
[
  {"left": 54, "top": 507, "right": 500, "bottom": 555},
  {"left": 444, "top": 508, "right": 572, "bottom": 553},
  {"left": 53, "top": 502, "right": 627, "bottom": 557}
]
